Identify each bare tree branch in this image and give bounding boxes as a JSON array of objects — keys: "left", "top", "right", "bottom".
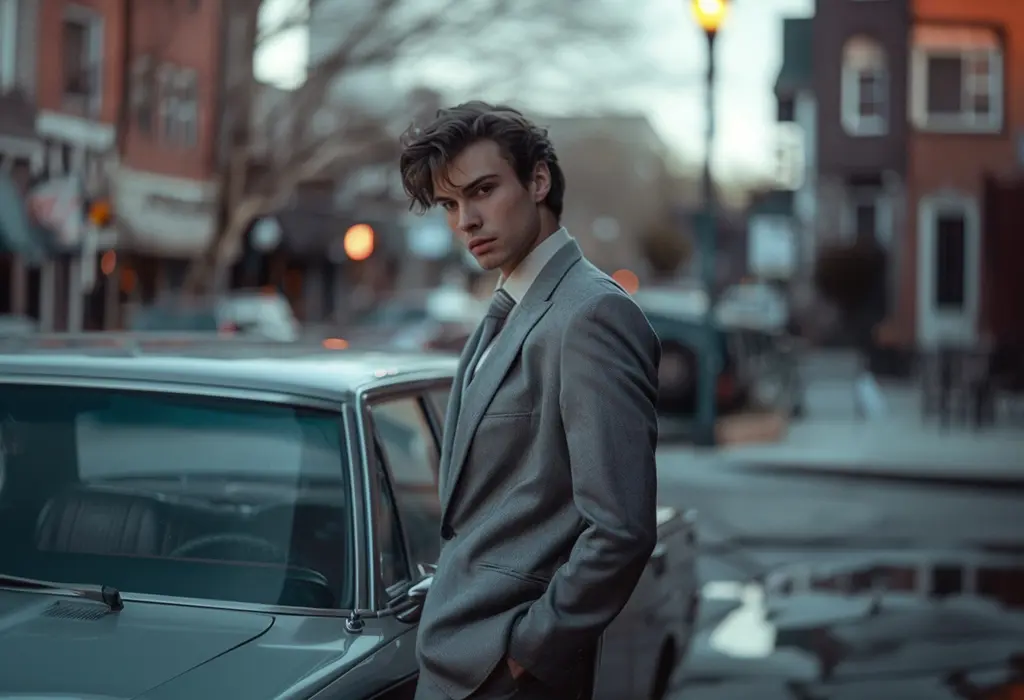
[{"left": 182, "top": 0, "right": 651, "bottom": 293}]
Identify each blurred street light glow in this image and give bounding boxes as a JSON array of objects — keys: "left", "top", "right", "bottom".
[
  {"left": 691, "top": 0, "right": 728, "bottom": 34},
  {"left": 343, "top": 223, "right": 375, "bottom": 261},
  {"left": 612, "top": 268, "right": 640, "bottom": 294}
]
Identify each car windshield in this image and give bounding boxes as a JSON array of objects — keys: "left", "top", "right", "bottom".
[{"left": 0, "top": 383, "right": 352, "bottom": 610}]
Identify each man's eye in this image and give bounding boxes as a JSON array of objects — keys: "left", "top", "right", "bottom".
[
  {"left": 441, "top": 201, "right": 457, "bottom": 212},
  {"left": 476, "top": 185, "right": 494, "bottom": 196}
]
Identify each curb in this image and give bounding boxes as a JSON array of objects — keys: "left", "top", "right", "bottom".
[
  {"left": 659, "top": 411, "right": 790, "bottom": 446},
  {"left": 728, "top": 461, "right": 1024, "bottom": 492}
]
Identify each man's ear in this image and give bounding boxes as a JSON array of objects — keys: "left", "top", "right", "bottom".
[{"left": 531, "top": 162, "right": 552, "bottom": 204}]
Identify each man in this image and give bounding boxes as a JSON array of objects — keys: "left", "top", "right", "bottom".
[{"left": 399, "top": 102, "right": 661, "bottom": 700}]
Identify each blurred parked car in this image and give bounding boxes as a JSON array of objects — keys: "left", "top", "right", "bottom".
[
  {"left": 130, "top": 289, "right": 300, "bottom": 342},
  {"left": 0, "top": 337, "right": 699, "bottom": 700},
  {"left": 341, "top": 286, "right": 485, "bottom": 352},
  {"left": 634, "top": 287, "right": 805, "bottom": 418},
  {"left": 0, "top": 314, "right": 36, "bottom": 336}
]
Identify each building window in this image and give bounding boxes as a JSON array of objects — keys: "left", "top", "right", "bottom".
[
  {"left": 61, "top": 6, "right": 103, "bottom": 117},
  {"left": 841, "top": 37, "right": 888, "bottom": 136},
  {"left": 845, "top": 187, "right": 891, "bottom": 246},
  {"left": 911, "top": 25, "right": 1003, "bottom": 133},
  {"left": 131, "top": 55, "right": 155, "bottom": 133},
  {"left": 174, "top": 70, "right": 199, "bottom": 147},
  {"left": 158, "top": 65, "right": 199, "bottom": 148}
]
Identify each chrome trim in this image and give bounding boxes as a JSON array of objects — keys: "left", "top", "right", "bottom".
[
  {"left": 342, "top": 402, "right": 371, "bottom": 611},
  {"left": 352, "top": 389, "right": 382, "bottom": 610},
  {"left": 357, "top": 374, "right": 454, "bottom": 400},
  {"left": 0, "top": 585, "right": 357, "bottom": 617},
  {"left": 0, "top": 375, "right": 344, "bottom": 413}
]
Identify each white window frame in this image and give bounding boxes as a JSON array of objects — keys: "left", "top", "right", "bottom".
[
  {"left": 157, "top": 64, "right": 176, "bottom": 142},
  {"left": 911, "top": 25, "right": 1003, "bottom": 134},
  {"left": 841, "top": 37, "right": 889, "bottom": 137},
  {"left": 61, "top": 4, "right": 104, "bottom": 118},
  {"left": 157, "top": 66, "right": 199, "bottom": 148},
  {"left": 173, "top": 69, "right": 199, "bottom": 148},
  {"left": 131, "top": 55, "right": 154, "bottom": 132},
  {"left": 915, "top": 190, "right": 981, "bottom": 345},
  {"left": 0, "top": 0, "right": 17, "bottom": 91}
]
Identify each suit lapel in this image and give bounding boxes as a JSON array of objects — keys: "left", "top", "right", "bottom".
[
  {"left": 441, "top": 241, "right": 583, "bottom": 514},
  {"left": 438, "top": 321, "right": 484, "bottom": 497}
]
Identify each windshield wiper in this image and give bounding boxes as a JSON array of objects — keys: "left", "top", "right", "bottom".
[{"left": 0, "top": 574, "right": 124, "bottom": 611}]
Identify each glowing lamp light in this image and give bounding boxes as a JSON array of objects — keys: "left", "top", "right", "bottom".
[
  {"left": 612, "top": 269, "right": 640, "bottom": 295},
  {"left": 323, "top": 338, "right": 349, "bottom": 350},
  {"left": 100, "top": 250, "right": 117, "bottom": 276},
  {"left": 343, "top": 223, "right": 375, "bottom": 261},
  {"left": 87, "top": 199, "right": 113, "bottom": 227},
  {"left": 691, "top": 0, "right": 728, "bottom": 34}
]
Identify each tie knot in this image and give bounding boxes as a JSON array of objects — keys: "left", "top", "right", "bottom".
[{"left": 487, "top": 288, "right": 516, "bottom": 321}]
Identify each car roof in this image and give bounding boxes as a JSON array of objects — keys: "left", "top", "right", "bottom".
[{"left": 0, "top": 334, "right": 458, "bottom": 401}]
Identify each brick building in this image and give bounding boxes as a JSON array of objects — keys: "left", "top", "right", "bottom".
[
  {"left": 113, "top": 0, "right": 256, "bottom": 311},
  {"left": 1, "top": 0, "right": 255, "bottom": 331},
  {"left": 899, "top": 0, "right": 1024, "bottom": 348}
]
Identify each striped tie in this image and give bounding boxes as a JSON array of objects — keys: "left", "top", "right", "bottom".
[{"left": 463, "top": 288, "right": 516, "bottom": 387}]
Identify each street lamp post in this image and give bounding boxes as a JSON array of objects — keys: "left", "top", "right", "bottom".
[{"left": 690, "top": 0, "right": 728, "bottom": 447}]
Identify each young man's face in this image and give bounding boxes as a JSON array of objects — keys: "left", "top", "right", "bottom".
[{"left": 432, "top": 140, "right": 551, "bottom": 277}]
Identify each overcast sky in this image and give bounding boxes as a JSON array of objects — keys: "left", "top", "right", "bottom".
[{"left": 255, "top": 0, "right": 814, "bottom": 184}]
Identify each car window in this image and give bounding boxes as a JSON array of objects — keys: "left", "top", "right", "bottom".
[
  {"left": 370, "top": 398, "right": 442, "bottom": 568},
  {"left": 0, "top": 384, "right": 352, "bottom": 610},
  {"left": 374, "top": 446, "right": 410, "bottom": 589},
  {"left": 426, "top": 387, "right": 452, "bottom": 424}
]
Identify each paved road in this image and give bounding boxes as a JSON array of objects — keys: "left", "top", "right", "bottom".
[
  {"left": 656, "top": 447, "right": 1024, "bottom": 699},
  {"left": 655, "top": 351, "right": 1024, "bottom": 698},
  {"left": 658, "top": 446, "right": 1024, "bottom": 559}
]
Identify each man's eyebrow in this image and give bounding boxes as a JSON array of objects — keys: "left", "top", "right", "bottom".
[{"left": 436, "top": 174, "right": 499, "bottom": 201}]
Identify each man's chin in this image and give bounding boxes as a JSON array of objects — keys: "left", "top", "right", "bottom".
[{"left": 472, "top": 253, "right": 503, "bottom": 272}]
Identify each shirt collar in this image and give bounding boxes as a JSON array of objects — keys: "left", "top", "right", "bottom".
[{"left": 497, "top": 228, "right": 573, "bottom": 303}]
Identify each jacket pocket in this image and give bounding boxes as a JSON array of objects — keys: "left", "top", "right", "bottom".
[{"left": 477, "top": 561, "right": 551, "bottom": 588}]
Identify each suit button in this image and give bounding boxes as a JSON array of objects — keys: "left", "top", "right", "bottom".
[{"left": 440, "top": 524, "right": 455, "bottom": 541}]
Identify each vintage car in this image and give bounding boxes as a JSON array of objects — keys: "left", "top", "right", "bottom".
[
  {"left": 633, "top": 287, "right": 805, "bottom": 420},
  {"left": 0, "top": 336, "right": 699, "bottom": 700}
]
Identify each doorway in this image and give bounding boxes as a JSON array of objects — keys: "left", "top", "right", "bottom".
[{"left": 916, "top": 192, "right": 980, "bottom": 346}]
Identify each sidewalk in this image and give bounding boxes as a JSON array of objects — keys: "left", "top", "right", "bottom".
[
  {"left": 722, "top": 419, "right": 1024, "bottom": 487},
  {"left": 663, "top": 354, "right": 1024, "bottom": 487},
  {"left": 722, "top": 379, "right": 1024, "bottom": 486}
]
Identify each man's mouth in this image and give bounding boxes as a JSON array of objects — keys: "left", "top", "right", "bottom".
[{"left": 468, "top": 238, "right": 495, "bottom": 254}]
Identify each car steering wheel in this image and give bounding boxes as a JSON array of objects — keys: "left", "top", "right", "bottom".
[{"left": 169, "top": 533, "right": 287, "bottom": 563}]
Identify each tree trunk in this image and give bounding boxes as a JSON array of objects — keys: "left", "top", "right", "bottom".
[{"left": 182, "top": 196, "right": 264, "bottom": 296}]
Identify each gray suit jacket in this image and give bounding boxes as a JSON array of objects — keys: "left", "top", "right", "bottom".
[{"left": 415, "top": 241, "right": 661, "bottom": 700}]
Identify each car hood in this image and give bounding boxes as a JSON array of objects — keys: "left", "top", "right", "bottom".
[
  {"left": 0, "top": 588, "right": 271, "bottom": 699},
  {"left": 0, "top": 589, "right": 391, "bottom": 700}
]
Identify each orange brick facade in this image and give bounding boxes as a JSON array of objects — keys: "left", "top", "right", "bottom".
[
  {"left": 898, "top": 0, "right": 1024, "bottom": 344},
  {"left": 35, "top": 0, "right": 124, "bottom": 127},
  {"left": 35, "top": 0, "right": 223, "bottom": 180},
  {"left": 120, "top": 0, "right": 224, "bottom": 181}
]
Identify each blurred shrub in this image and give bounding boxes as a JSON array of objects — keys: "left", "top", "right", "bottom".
[
  {"left": 813, "top": 239, "right": 887, "bottom": 314},
  {"left": 640, "top": 221, "right": 692, "bottom": 279}
]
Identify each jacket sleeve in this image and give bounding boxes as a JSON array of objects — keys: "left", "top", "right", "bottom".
[{"left": 507, "top": 287, "right": 661, "bottom": 682}]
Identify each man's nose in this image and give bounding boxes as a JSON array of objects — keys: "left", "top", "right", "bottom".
[{"left": 458, "top": 205, "right": 482, "bottom": 233}]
